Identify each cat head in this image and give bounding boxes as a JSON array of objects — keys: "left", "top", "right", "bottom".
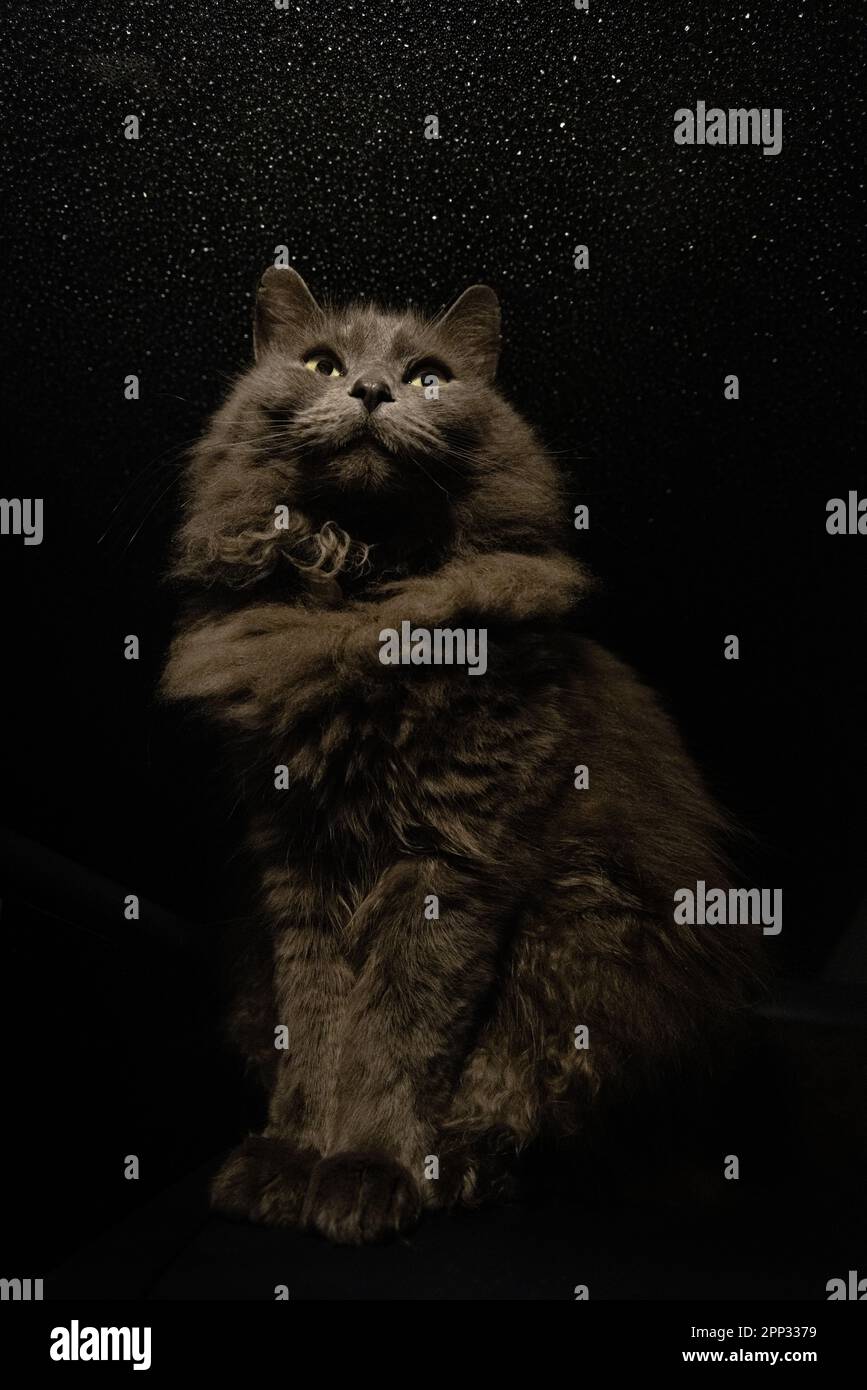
[
  {"left": 173, "top": 267, "right": 564, "bottom": 588},
  {"left": 251, "top": 265, "right": 502, "bottom": 498}
]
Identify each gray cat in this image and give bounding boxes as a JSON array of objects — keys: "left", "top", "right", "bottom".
[{"left": 161, "top": 267, "right": 762, "bottom": 1244}]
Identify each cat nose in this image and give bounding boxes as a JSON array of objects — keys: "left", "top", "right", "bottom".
[{"left": 349, "top": 377, "right": 394, "bottom": 413}]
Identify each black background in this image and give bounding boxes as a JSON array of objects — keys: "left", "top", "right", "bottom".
[{"left": 1, "top": 0, "right": 865, "bottom": 1289}]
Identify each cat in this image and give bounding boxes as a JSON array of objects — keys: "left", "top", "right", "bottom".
[{"left": 160, "top": 266, "right": 762, "bottom": 1244}]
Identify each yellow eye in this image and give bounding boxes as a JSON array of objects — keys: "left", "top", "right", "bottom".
[
  {"left": 304, "top": 353, "right": 343, "bottom": 378},
  {"left": 407, "top": 362, "right": 451, "bottom": 389}
]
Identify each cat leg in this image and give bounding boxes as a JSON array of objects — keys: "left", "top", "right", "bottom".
[
  {"left": 423, "top": 989, "right": 544, "bottom": 1211},
  {"left": 211, "top": 865, "right": 354, "bottom": 1229},
  {"left": 420, "top": 899, "right": 688, "bottom": 1209},
  {"left": 210, "top": 1135, "right": 317, "bottom": 1227},
  {"left": 430, "top": 897, "right": 757, "bottom": 1214},
  {"left": 425, "top": 1124, "right": 525, "bottom": 1211},
  {"left": 301, "top": 858, "right": 509, "bottom": 1245}
]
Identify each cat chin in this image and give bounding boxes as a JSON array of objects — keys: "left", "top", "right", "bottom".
[{"left": 324, "top": 444, "right": 396, "bottom": 490}]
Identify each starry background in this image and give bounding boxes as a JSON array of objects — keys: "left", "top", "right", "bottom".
[
  {"left": 1, "top": 0, "right": 865, "bottom": 968},
  {"left": 0, "top": 0, "right": 866, "bottom": 1287}
]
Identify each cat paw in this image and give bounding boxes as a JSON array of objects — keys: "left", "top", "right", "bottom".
[
  {"left": 210, "top": 1136, "right": 316, "bottom": 1228},
  {"left": 428, "top": 1126, "right": 522, "bottom": 1210},
  {"left": 301, "top": 1151, "right": 421, "bottom": 1245}
]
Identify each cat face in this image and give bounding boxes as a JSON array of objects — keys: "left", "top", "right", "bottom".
[
  {"left": 174, "top": 267, "right": 564, "bottom": 588},
  {"left": 247, "top": 267, "right": 501, "bottom": 503}
]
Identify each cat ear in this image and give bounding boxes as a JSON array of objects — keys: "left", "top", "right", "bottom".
[
  {"left": 436, "top": 285, "right": 500, "bottom": 380},
  {"left": 254, "top": 266, "right": 321, "bottom": 358}
]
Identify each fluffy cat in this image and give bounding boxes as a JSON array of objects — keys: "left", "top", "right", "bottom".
[{"left": 161, "top": 266, "right": 761, "bottom": 1244}]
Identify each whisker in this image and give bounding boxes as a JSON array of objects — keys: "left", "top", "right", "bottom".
[
  {"left": 406, "top": 453, "right": 451, "bottom": 497},
  {"left": 119, "top": 471, "right": 185, "bottom": 553},
  {"left": 97, "top": 440, "right": 197, "bottom": 545}
]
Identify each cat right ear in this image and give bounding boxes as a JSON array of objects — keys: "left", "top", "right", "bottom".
[
  {"left": 253, "top": 266, "right": 321, "bottom": 358},
  {"left": 436, "top": 284, "right": 501, "bottom": 381}
]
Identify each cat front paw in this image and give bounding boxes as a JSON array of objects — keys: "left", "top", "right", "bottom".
[
  {"left": 302, "top": 1151, "right": 421, "bottom": 1245},
  {"left": 210, "top": 1135, "right": 316, "bottom": 1228}
]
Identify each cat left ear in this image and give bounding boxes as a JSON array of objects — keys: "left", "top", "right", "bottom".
[
  {"left": 437, "top": 284, "right": 501, "bottom": 380},
  {"left": 254, "top": 266, "right": 321, "bottom": 358}
]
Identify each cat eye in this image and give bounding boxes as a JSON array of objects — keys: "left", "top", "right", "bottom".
[
  {"left": 303, "top": 352, "right": 344, "bottom": 379},
  {"left": 405, "top": 359, "right": 452, "bottom": 388}
]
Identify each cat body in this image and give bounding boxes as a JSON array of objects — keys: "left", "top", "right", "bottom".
[{"left": 162, "top": 268, "right": 759, "bottom": 1243}]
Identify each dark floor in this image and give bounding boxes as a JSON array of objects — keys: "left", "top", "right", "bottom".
[{"left": 45, "top": 1144, "right": 865, "bottom": 1301}]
